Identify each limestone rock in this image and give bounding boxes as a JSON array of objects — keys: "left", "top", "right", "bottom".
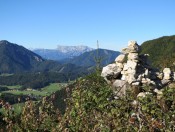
[
  {"left": 121, "top": 74, "right": 127, "bottom": 80},
  {"left": 101, "top": 40, "right": 174, "bottom": 97},
  {"left": 137, "top": 75, "right": 142, "bottom": 81},
  {"left": 128, "top": 74, "right": 136, "bottom": 84},
  {"left": 127, "top": 60, "right": 137, "bottom": 69},
  {"left": 113, "top": 80, "right": 127, "bottom": 88},
  {"left": 127, "top": 41, "right": 140, "bottom": 53},
  {"left": 128, "top": 53, "right": 139, "bottom": 60},
  {"left": 137, "top": 92, "right": 152, "bottom": 98},
  {"left": 163, "top": 74, "right": 171, "bottom": 80},
  {"left": 132, "top": 81, "right": 140, "bottom": 86},
  {"left": 123, "top": 63, "right": 129, "bottom": 71},
  {"left": 112, "top": 80, "right": 128, "bottom": 96},
  {"left": 163, "top": 68, "right": 171, "bottom": 74},
  {"left": 156, "top": 72, "right": 163, "bottom": 80},
  {"left": 121, "top": 48, "right": 130, "bottom": 54},
  {"left": 144, "top": 69, "right": 150, "bottom": 78},
  {"left": 154, "top": 89, "right": 163, "bottom": 99},
  {"left": 115, "top": 54, "right": 126, "bottom": 63},
  {"left": 116, "top": 62, "right": 124, "bottom": 69},
  {"left": 101, "top": 64, "right": 118, "bottom": 77},
  {"left": 161, "top": 79, "right": 170, "bottom": 86},
  {"left": 127, "top": 68, "right": 136, "bottom": 74},
  {"left": 137, "top": 92, "right": 146, "bottom": 98},
  {"left": 163, "top": 68, "right": 171, "bottom": 80}
]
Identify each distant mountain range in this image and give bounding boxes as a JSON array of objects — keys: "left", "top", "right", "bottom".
[
  {"left": 32, "top": 45, "right": 93, "bottom": 60},
  {"left": 0, "top": 40, "right": 88, "bottom": 78},
  {"left": 1, "top": 34, "right": 175, "bottom": 77},
  {"left": 0, "top": 40, "right": 119, "bottom": 78}
]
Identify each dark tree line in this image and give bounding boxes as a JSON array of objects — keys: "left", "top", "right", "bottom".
[{"left": 0, "top": 72, "right": 68, "bottom": 89}]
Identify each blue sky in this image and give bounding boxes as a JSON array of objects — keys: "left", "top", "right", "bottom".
[{"left": 0, "top": 0, "right": 175, "bottom": 51}]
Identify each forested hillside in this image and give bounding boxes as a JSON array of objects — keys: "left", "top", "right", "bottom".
[
  {"left": 141, "top": 35, "right": 175, "bottom": 70},
  {"left": 61, "top": 48, "right": 120, "bottom": 67},
  {"left": 0, "top": 40, "right": 44, "bottom": 73}
]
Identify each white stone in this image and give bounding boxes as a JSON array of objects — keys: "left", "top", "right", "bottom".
[
  {"left": 146, "top": 78, "right": 151, "bottom": 82},
  {"left": 144, "top": 69, "right": 150, "bottom": 78},
  {"left": 137, "top": 75, "right": 142, "bottom": 81},
  {"left": 154, "top": 89, "right": 163, "bottom": 99},
  {"left": 121, "top": 48, "right": 129, "bottom": 54},
  {"left": 121, "top": 75, "right": 128, "bottom": 80},
  {"left": 141, "top": 78, "right": 148, "bottom": 84},
  {"left": 115, "top": 54, "right": 126, "bottom": 63},
  {"left": 137, "top": 92, "right": 152, "bottom": 98},
  {"left": 163, "top": 74, "right": 171, "bottom": 80},
  {"left": 163, "top": 68, "right": 171, "bottom": 80},
  {"left": 128, "top": 74, "right": 136, "bottom": 84},
  {"left": 121, "top": 70, "right": 128, "bottom": 75},
  {"left": 132, "top": 100, "right": 138, "bottom": 106},
  {"left": 113, "top": 80, "right": 127, "bottom": 88},
  {"left": 123, "top": 63, "right": 129, "bottom": 71},
  {"left": 116, "top": 62, "right": 124, "bottom": 69},
  {"left": 101, "top": 64, "right": 118, "bottom": 77},
  {"left": 127, "top": 68, "right": 136, "bottom": 74},
  {"left": 156, "top": 72, "right": 163, "bottom": 80},
  {"left": 150, "top": 81, "right": 156, "bottom": 85},
  {"left": 161, "top": 79, "right": 170, "bottom": 85},
  {"left": 137, "top": 92, "right": 146, "bottom": 98},
  {"left": 132, "top": 82, "right": 140, "bottom": 86},
  {"left": 163, "top": 68, "right": 171, "bottom": 74},
  {"left": 154, "top": 89, "right": 163, "bottom": 95},
  {"left": 128, "top": 53, "right": 139, "bottom": 60},
  {"left": 127, "top": 40, "right": 140, "bottom": 53},
  {"left": 113, "top": 80, "right": 128, "bottom": 96},
  {"left": 128, "top": 40, "right": 137, "bottom": 47},
  {"left": 127, "top": 60, "right": 137, "bottom": 69}
]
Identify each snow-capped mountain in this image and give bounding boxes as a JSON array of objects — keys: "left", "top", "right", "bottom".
[{"left": 32, "top": 45, "right": 94, "bottom": 61}]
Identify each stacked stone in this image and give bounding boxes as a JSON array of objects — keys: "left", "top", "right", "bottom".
[
  {"left": 116, "top": 41, "right": 159, "bottom": 86},
  {"left": 101, "top": 40, "right": 175, "bottom": 97},
  {"left": 120, "top": 41, "right": 140, "bottom": 85}
]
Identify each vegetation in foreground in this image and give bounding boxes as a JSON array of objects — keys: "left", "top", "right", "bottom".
[{"left": 0, "top": 72, "right": 175, "bottom": 131}]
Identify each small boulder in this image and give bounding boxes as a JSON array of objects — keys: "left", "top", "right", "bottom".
[
  {"left": 128, "top": 53, "right": 139, "bottom": 60},
  {"left": 115, "top": 54, "right": 126, "bottom": 63},
  {"left": 127, "top": 41, "right": 140, "bottom": 53}
]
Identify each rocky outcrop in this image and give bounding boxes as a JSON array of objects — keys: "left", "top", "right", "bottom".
[{"left": 101, "top": 41, "right": 175, "bottom": 97}]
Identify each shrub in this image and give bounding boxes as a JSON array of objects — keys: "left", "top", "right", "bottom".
[{"left": 1, "top": 72, "right": 175, "bottom": 131}]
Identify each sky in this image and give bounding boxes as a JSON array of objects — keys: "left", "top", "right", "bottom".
[{"left": 0, "top": 0, "right": 175, "bottom": 51}]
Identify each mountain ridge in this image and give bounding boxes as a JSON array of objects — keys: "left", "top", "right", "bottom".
[
  {"left": 61, "top": 48, "right": 120, "bottom": 68},
  {"left": 0, "top": 40, "right": 89, "bottom": 79},
  {"left": 0, "top": 40, "right": 44, "bottom": 73},
  {"left": 32, "top": 45, "right": 94, "bottom": 60}
]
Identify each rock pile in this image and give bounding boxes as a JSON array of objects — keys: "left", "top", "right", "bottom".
[{"left": 101, "top": 41, "right": 175, "bottom": 96}]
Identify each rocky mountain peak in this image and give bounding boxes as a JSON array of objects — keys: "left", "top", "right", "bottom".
[
  {"left": 32, "top": 45, "right": 94, "bottom": 60},
  {"left": 57, "top": 45, "right": 93, "bottom": 53},
  {"left": 0, "top": 40, "right": 10, "bottom": 44}
]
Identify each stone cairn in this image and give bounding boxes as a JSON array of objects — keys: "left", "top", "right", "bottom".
[{"left": 101, "top": 41, "right": 175, "bottom": 97}]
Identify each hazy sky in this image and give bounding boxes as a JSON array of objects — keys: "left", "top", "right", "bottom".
[{"left": 0, "top": 0, "right": 175, "bottom": 51}]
